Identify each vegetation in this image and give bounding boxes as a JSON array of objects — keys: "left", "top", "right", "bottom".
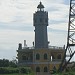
[
  {"left": 0, "top": 67, "right": 33, "bottom": 74},
  {"left": 53, "top": 72, "right": 75, "bottom": 75},
  {"left": 53, "top": 62, "right": 75, "bottom": 75},
  {"left": 0, "top": 59, "right": 34, "bottom": 75},
  {"left": 0, "top": 59, "right": 75, "bottom": 75},
  {"left": 0, "top": 59, "right": 17, "bottom": 67}
]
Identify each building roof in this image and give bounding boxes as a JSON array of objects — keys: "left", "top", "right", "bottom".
[{"left": 37, "top": 2, "right": 44, "bottom": 9}]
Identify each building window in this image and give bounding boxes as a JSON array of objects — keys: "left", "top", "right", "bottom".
[
  {"left": 57, "top": 54, "right": 61, "bottom": 59},
  {"left": 22, "top": 56, "right": 28, "bottom": 60},
  {"left": 52, "top": 55, "right": 55, "bottom": 59},
  {"left": 44, "top": 67, "right": 48, "bottom": 72},
  {"left": 36, "top": 53, "right": 40, "bottom": 60},
  {"left": 36, "top": 67, "right": 40, "bottom": 72},
  {"left": 30, "top": 54, "right": 33, "bottom": 60},
  {"left": 44, "top": 53, "right": 47, "bottom": 60},
  {"left": 50, "top": 54, "right": 55, "bottom": 61}
]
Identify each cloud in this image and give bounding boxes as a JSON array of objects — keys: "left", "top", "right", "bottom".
[
  {"left": 0, "top": 0, "right": 69, "bottom": 23},
  {"left": 0, "top": 29, "right": 34, "bottom": 59},
  {"left": 0, "top": 0, "right": 69, "bottom": 30},
  {"left": 0, "top": 22, "right": 34, "bottom": 31},
  {"left": 48, "top": 32, "right": 67, "bottom": 47}
]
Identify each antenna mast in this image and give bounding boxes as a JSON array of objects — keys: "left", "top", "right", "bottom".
[{"left": 58, "top": 0, "right": 75, "bottom": 72}]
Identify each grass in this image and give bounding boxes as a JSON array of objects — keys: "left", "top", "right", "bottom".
[
  {"left": 0, "top": 72, "right": 75, "bottom": 75},
  {"left": 0, "top": 74, "right": 28, "bottom": 75},
  {"left": 0, "top": 73, "right": 34, "bottom": 75}
]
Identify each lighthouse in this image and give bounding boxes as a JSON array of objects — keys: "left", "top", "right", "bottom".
[
  {"left": 33, "top": 2, "right": 48, "bottom": 49},
  {"left": 17, "top": 2, "right": 65, "bottom": 75}
]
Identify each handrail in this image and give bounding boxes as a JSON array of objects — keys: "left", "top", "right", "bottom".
[{"left": 22, "top": 46, "right": 65, "bottom": 50}]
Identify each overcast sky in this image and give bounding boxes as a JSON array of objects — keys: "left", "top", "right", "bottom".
[{"left": 0, "top": 0, "right": 74, "bottom": 61}]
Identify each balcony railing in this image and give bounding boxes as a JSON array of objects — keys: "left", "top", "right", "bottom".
[
  {"left": 22, "top": 45, "right": 65, "bottom": 50},
  {"left": 18, "top": 60, "right": 61, "bottom": 65},
  {"left": 48, "top": 46, "right": 64, "bottom": 50}
]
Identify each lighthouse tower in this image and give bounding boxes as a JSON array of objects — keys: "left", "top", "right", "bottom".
[
  {"left": 33, "top": 2, "right": 48, "bottom": 49},
  {"left": 17, "top": 2, "right": 65, "bottom": 74}
]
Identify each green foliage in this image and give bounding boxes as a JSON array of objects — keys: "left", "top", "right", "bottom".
[
  {"left": 9, "top": 61, "right": 17, "bottom": 68},
  {"left": 0, "top": 59, "right": 9, "bottom": 67},
  {"left": 0, "top": 67, "right": 33, "bottom": 74},
  {"left": 19, "top": 67, "right": 31, "bottom": 74},
  {"left": 53, "top": 62, "right": 75, "bottom": 75},
  {"left": 53, "top": 72, "right": 75, "bottom": 75},
  {"left": 0, "top": 59, "right": 17, "bottom": 67},
  {"left": 0, "top": 59, "right": 34, "bottom": 75},
  {"left": 0, "top": 67, "right": 19, "bottom": 74}
]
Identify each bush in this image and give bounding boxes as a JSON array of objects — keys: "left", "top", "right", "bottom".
[
  {"left": 0, "top": 67, "right": 19, "bottom": 74},
  {"left": 0, "top": 67, "right": 31, "bottom": 74},
  {"left": 20, "top": 67, "right": 31, "bottom": 74}
]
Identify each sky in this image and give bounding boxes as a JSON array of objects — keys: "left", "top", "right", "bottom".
[{"left": 0, "top": 0, "right": 75, "bottom": 61}]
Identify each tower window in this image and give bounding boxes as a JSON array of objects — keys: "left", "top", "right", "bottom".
[
  {"left": 44, "top": 53, "right": 47, "bottom": 60},
  {"left": 36, "top": 53, "right": 40, "bottom": 60},
  {"left": 45, "top": 19, "right": 48, "bottom": 23},
  {"left": 36, "top": 67, "right": 40, "bottom": 72},
  {"left": 44, "top": 67, "right": 48, "bottom": 72},
  {"left": 40, "top": 18, "right": 43, "bottom": 22},
  {"left": 34, "top": 19, "right": 37, "bottom": 23}
]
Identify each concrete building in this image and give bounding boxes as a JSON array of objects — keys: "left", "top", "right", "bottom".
[{"left": 17, "top": 2, "right": 65, "bottom": 75}]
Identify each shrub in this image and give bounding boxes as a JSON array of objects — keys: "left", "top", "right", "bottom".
[
  {"left": 0, "top": 67, "right": 31, "bottom": 74},
  {"left": 0, "top": 67, "right": 19, "bottom": 74},
  {"left": 20, "top": 67, "right": 31, "bottom": 74}
]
